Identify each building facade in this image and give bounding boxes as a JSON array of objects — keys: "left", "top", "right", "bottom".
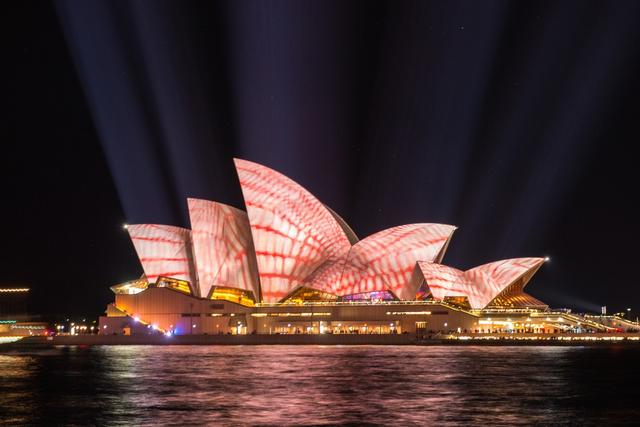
[{"left": 100, "top": 159, "right": 559, "bottom": 336}]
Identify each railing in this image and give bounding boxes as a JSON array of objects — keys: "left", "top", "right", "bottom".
[
  {"left": 257, "top": 300, "right": 441, "bottom": 307},
  {"left": 538, "top": 312, "right": 611, "bottom": 332},
  {"left": 480, "top": 308, "right": 544, "bottom": 314},
  {"left": 583, "top": 315, "right": 640, "bottom": 328},
  {"left": 255, "top": 299, "right": 478, "bottom": 315},
  {"left": 475, "top": 310, "right": 612, "bottom": 332},
  {"left": 441, "top": 333, "right": 640, "bottom": 341}
]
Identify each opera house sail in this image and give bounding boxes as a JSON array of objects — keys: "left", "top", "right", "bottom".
[
  {"left": 412, "top": 258, "right": 546, "bottom": 310},
  {"left": 234, "top": 158, "right": 456, "bottom": 302},
  {"left": 101, "top": 158, "right": 558, "bottom": 336}
]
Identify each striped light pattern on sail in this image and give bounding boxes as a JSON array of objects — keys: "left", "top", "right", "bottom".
[
  {"left": 125, "top": 160, "right": 542, "bottom": 306},
  {"left": 126, "top": 224, "right": 197, "bottom": 292},
  {"left": 234, "top": 158, "right": 352, "bottom": 302},
  {"left": 187, "top": 198, "right": 260, "bottom": 299},
  {"left": 416, "top": 257, "right": 545, "bottom": 309},
  {"left": 309, "top": 224, "right": 456, "bottom": 300}
]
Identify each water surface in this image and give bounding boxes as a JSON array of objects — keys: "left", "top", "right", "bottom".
[{"left": 1, "top": 345, "right": 638, "bottom": 425}]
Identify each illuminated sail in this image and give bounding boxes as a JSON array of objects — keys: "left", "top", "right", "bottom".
[
  {"left": 309, "top": 224, "right": 456, "bottom": 300},
  {"left": 416, "top": 257, "right": 545, "bottom": 309},
  {"left": 127, "top": 224, "right": 197, "bottom": 293},
  {"left": 235, "top": 158, "right": 352, "bottom": 302},
  {"left": 187, "top": 198, "right": 260, "bottom": 299}
]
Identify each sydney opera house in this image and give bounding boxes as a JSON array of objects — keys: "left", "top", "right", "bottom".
[{"left": 98, "top": 159, "right": 609, "bottom": 337}]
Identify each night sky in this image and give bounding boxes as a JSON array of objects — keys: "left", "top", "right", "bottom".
[{"left": 5, "top": 1, "right": 640, "bottom": 318}]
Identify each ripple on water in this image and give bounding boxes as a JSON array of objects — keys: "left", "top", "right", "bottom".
[{"left": 0, "top": 346, "right": 639, "bottom": 426}]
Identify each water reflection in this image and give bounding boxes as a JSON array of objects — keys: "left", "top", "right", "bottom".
[{"left": 1, "top": 346, "right": 639, "bottom": 425}]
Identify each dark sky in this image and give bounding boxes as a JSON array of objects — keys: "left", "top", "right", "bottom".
[{"left": 5, "top": 1, "right": 640, "bottom": 317}]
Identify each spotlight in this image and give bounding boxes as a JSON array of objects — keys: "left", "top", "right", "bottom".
[
  {"left": 123, "top": 223, "right": 129, "bottom": 230},
  {"left": 544, "top": 256, "right": 551, "bottom": 263}
]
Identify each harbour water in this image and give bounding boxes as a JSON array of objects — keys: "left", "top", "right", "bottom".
[{"left": 1, "top": 345, "right": 639, "bottom": 425}]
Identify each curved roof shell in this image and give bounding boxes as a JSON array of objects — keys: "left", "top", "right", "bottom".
[
  {"left": 123, "top": 159, "right": 543, "bottom": 306},
  {"left": 126, "top": 224, "right": 198, "bottom": 293},
  {"left": 234, "top": 158, "right": 352, "bottom": 302},
  {"left": 415, "top": 257, "right": 545, "bottom": 309},
  {"left": 187, "top": 198, "right": 260, "bottom": 299}
]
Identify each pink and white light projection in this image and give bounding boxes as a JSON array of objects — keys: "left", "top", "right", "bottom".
[
  {"left": 235, "top": 158, "right": 353, "bottom": 302},
  {"left": 187, "top": 198, "right": 260, "bottom": 299},
  {"left": 235, "top": 159, "right": 456, "bottom": 302},
  {"left": 415, "top": 257, "right": 545, "bottom": 309},
  {"left": 125, "top": 159, "right": 544, "bottom": 304},
  {"left": 308, "top": 224, "right": 456, "bottom": 300},
  {"left": 126, "top": 224, "right": 198, "bottom": 292}
]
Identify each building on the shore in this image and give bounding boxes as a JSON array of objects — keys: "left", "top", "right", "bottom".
[
  {"left": 99, "top": 159, "right": 628, "bottom": 336},
  {"left": 0, "top": 287, "right": 49, "bottom": 337}
]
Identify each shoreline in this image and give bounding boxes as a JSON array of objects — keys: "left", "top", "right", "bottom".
[{"left": 2, "top": 333, "right": 640, "bottom": 349}]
